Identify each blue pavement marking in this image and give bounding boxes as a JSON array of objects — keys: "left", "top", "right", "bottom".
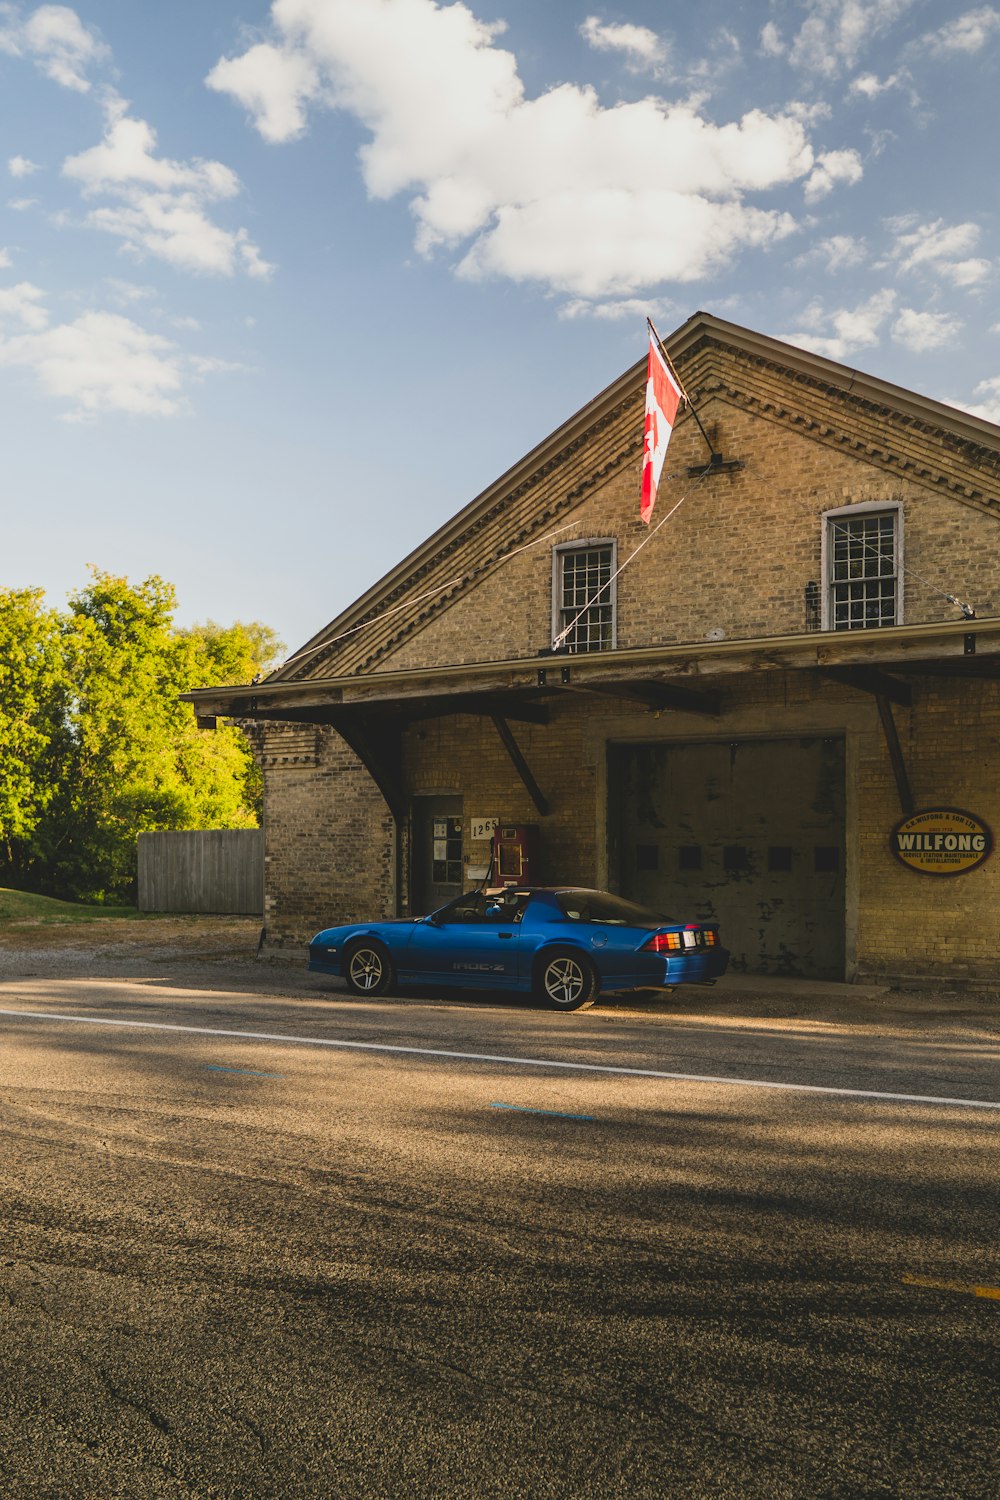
[
  {"left": 491, "top": 1102, "right": 594, "bottom": 1121},
  {"left": 204, "top": 1065, "right": 285, "bottom": 1078}
]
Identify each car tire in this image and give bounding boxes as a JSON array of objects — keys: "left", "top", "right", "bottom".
[
  {"left": 343, "top": 940, "right": 395, "bottom": 996},
  {"left": 534, "top": 948, "right": 598, "bottom": 1012}
]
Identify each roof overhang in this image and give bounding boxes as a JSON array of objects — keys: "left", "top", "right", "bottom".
[{"left": 184, "top": 617, "right": 1000, "bottom": 724}]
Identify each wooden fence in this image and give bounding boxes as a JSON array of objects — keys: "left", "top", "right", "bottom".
[{"left": 137, "top": 829, "right": 264, "bottom": 914}]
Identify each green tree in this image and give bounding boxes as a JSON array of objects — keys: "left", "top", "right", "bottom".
[
  {"left": 0, "top": 587, "right": 70, "bottom": 877},
  {"left": 28, "top": 571, "right": 281, "bottom": 902}
]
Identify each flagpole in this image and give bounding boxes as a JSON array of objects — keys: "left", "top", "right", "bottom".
[{"left": 646, "top": 317, "right": 720, "bottom": 463}]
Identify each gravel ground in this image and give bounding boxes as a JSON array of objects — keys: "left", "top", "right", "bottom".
[{"left": 1, "top": 916, "right": 997, "bottom": 1036}]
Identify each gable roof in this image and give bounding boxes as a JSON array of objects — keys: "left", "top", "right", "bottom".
[{"left": 270, "top": 310, "right": 1000, "bottom": 685}]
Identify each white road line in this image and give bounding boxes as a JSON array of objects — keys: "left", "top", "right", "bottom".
[{"left": 0, "top": 1007, "right": 998, "bottom": 1111}]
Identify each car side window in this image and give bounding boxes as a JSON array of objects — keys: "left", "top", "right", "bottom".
[
  {"left": 441, "top": 893, "right": 488, "bottom": 924},
  {"left": 492, "top": 892, "right": 529, "bottom": 924},
  {"left": 437, "top": 890, "right": 530, "bottom": 924}
]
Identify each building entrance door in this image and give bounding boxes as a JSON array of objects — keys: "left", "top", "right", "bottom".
[
  {"left": 610, "top": 738, "right": 846, "bottom": 979},
  {"left": 412, "top": 796, "right": 464, "bottom": 915}
]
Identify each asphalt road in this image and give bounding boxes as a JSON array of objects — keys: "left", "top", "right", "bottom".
[{"left": 0, "top": 954, "right": 997, "bottom": 1498}]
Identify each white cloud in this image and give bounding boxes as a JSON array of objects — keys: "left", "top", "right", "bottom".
[
  {"left": 83, "top": 193, "right": 268, "bottom": 278},
  {"left": 104, "top": 277, "right": 156, "bottom": 305},
  {"left": 189, "top": 353, "right": 248, "bottom": 377},
  {"left": 558, "top": 295, "right": 674, "bottom": 322},
  {"left": 206, "top": 41, "right": 322, "bottom": 143},
  {"left": 580, "top": 16, "right": 667, "bottom": 72},
  {"left": 954, "top": 375, "right": 1000, "bottom": 424},
  {"left": 803, "top": 148, "right": 863, "bottom": 201},
  {"left": 64, "top": 114, "right": 240, "bottom": 199},
  {"left": 891, "top": 307, "right": 962, "bottom": 351},
  {"left": 946, "top": 258, "right": 992, "bottom": 287},
  {"left": 885, "top": 215, "right": 993, "bottom": 287},
  {"left": 0, "top": 3, "right": 108, "bottom": 92},
  {"left": 922, "top": 7, "right": 1000, "bottom": 55},
  {"left": 850, "top": 70, "right": 904, "bottom": 96},
  {"left": 0, "top": 279, "right": 48, "bottom": 329},
  {"left": 759, "top": 22, "right": 784, "bottom": 57},
  {"left": 785, "top": 100, "right": 832, "bottom": 125},
  {"left": 0, "top": 248, "right": 10, "bottom": 268},
  {"left": 208, "top": 0, "right": 820, "bottom": 299},
  {"left": 0, "top": 289, "right": 242, "bottom": 418},
  {"left": 235, "top": 231, "right": 274, "bottom": 279},
  {"left": 0, "top": 307, "right": 183, "bottom": 416},
  {"left": 0, "top": 12, "right": 271, "bottom": 281},
  {"left": 7, "top": 195, "right": 38, "bottom": 210},
  {"left": 781, "top": 289, "right": 896, "bottom": 360},
  {"left": 62, "top": 110, "right": 272, "bottom": 279},
  {"left": 797, "top": 233, "right": 867, "bottom": 271},
  {"left": 786, "top": 0, "right": 917, "bottom": 76}
]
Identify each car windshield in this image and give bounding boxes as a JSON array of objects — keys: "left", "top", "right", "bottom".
[{"left": 554, "top": 890, "right": 673, "bottom": 928}]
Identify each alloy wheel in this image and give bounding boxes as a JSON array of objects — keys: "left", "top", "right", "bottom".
[
  {"left": 543, "top": 956, "right": 585, "bottom": 1006},
  {"left": 348, "top": 947, "right": 384, "bottom": 991}
]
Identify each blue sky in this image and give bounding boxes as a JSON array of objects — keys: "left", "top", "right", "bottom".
[{"left": 2, "top": 0, "right": 999, "bottom": 657}]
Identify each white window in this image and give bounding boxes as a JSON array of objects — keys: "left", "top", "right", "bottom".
[
  {"left": 822, "top": 504, "right": 902, "bottom": 631},
  {"left": 552, "top": 539, "right": 617, "bottom": 652}
]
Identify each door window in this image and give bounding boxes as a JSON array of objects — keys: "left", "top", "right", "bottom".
[{"left": 431, "top": 816, "right": 463, "bottom": 886}]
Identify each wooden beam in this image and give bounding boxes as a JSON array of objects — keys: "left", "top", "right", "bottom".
[
  {"left": 396, "top": 693, "right": 549, "bottom": 726},
  {"left": 230, "top": 695, "right": 550, "bottom": 728},
  {"left": 572, "top": 680, "right": 722, "bottom": 716},
  {"left": 821, "top": 665, "right": 913, "bottom": 707},
  {"left": 490, "top": 715, "right": 550, "bottom": 817},
  {"left": 891, "top": 661, "right": 1000, "bottom": 683},
  {"left": 331, "top": 716, "right": 407, "bottom": 824},
  {"left": 876, "top": 695, "right": 915, "bottom": 815}
]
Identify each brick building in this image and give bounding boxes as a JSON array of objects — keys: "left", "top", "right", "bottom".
[{"left": 186, "top": 313, "right": 1000, "bottom": 983}]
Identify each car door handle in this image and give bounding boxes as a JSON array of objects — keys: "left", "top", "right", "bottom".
[{"left": 498, "top": 932, "right": 513, "bottom": 939}]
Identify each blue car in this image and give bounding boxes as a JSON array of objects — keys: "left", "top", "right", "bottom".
[{"left": 308, "top": 887, "right": 729, "bottom": 1011}]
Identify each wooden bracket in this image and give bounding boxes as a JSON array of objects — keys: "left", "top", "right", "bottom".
[
  {"left": 876, "top": 695, "right": 914, "bottom": 815},
  {"left": 331, "top": 716, "right": 407, "bottom": 824},
  {"left": 490, "top": 715, "right": 550, "bottom": 817}
]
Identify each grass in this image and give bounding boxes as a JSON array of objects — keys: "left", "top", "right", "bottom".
[{"left": 0, "top": 888, "right": 146, "bottom": 924}]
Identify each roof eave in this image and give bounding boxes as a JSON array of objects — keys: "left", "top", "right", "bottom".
[
  {"left": 671, "top": 311, "right": 1000, "bottom": 447},
  {"left": 184, "top": 616, "right": 1000, "bottom": 717}
]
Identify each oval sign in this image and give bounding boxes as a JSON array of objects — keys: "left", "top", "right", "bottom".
[{"left": 890, "top": 807, "right": 993, "bottom": 877}]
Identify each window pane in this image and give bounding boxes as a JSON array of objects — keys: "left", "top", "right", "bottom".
[
  {"left": 558, "top": 545, "right": 614, "bottom": 652},
  {"left": 829, "top": 513, "right": 897, "bottom": 629}
]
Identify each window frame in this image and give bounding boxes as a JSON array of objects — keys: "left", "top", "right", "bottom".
[
  {"left": 820, "top": 501, "right": 904, "bottom": 632},
  {"left": 551, "top": 537, "right": 618, "bottom": 653}
]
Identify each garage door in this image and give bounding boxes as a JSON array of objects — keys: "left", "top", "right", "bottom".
[{"left": 610, "top": 738, "right": 845, "bottom": 979}]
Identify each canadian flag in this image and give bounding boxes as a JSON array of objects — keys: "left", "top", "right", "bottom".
[{"left": 640, "top": 334, "right": 683, "bottom": 524}]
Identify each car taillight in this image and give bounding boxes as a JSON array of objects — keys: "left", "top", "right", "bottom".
[
  {"left": 644, "top": 931, "right": 683, "bottom": 952},
  {"left": 703, "top": 928, "right": 718, "bottom": 947}
]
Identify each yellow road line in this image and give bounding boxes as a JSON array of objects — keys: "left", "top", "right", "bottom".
[{"left": 902, "top": 1274, "right": 1000, "bottom": 1301}]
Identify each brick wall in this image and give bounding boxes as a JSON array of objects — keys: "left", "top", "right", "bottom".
[
  {"left": 258, "top": 671, "right": 1000, "bottom": 982},
  {"left": 259, "top": 725, "right": 395, "bottom": 946},
  {"left": 854, "top": 676, "right": 1000, "bottom": 981},
  {"left": 375, "top": 399, "right": 997, "bottom": 673}
]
